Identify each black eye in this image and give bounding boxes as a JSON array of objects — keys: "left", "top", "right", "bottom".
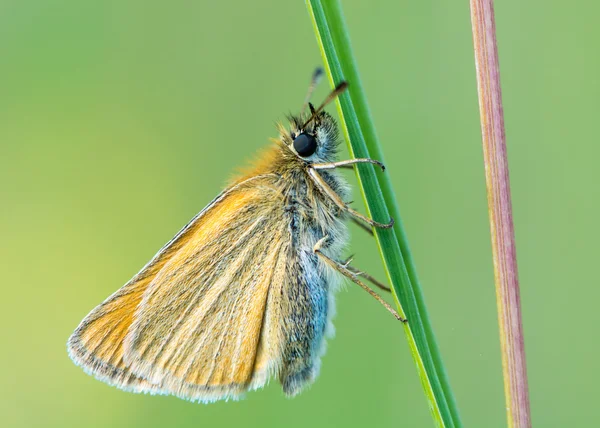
[{"left": 293, "top": 133, "right": 317, "bottom": 157}]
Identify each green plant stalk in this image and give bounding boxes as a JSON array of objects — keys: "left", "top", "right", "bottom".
[{"left": 306, "top": 1, "right": 461, "bottom": 426}]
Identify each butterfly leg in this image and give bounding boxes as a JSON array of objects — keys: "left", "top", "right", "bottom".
[
  {"left": 311, "top": 158, "right": 386, "bottom": 171},
  {"left": 307, "top": 168, "right": 394, "bottom": 229},
  {"left": 341, "top": 256, "right": 391, "bottom": 293},
  {"left": 314, "top": 237, "right": 406, "bottom": 322}
]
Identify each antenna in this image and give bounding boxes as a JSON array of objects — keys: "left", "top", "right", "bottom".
[
  {"left": 301, "top": 81, "right": 348, "bottom": 129},
  {"left": 301, "top": 67, "right": 325, "bottom": 112}
]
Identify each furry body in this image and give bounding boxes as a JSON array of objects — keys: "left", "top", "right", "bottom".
[{"left": 67, "top": 112, "right": 352, "bottom": 402}]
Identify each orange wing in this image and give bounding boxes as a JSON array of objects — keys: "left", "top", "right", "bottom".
[{"left": 67, "top": 173, "right": 288, "bottom": 400}]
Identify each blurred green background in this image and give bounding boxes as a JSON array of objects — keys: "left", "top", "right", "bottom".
[{"left": 1, "top": 1, "right": 598, "bottom": 427}]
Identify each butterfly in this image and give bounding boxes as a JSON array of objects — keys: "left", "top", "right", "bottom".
[{"left": 67, "top": 69, "right": 404, "bottom": 403}]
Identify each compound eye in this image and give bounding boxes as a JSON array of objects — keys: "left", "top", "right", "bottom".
[{"left": 293, "top": 133, "right": 317, "bottom": 157}]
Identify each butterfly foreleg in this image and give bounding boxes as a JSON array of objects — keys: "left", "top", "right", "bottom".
[
  {"left": 311, "top": 158, "right": 386, "bottom": 171},
  {"left": 313, "top": 236, "right": 406, "bottom": 322}
]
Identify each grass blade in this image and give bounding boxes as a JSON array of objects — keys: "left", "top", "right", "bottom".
[
  {"left": 470, "top": 1, "right": 532, "bottom": 426},
  {"left": 306, "top": 1, "right": 462, "bottom": 426}
]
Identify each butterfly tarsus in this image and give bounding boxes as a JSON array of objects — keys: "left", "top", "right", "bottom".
[{"left": 314, "top": 236, "right": 406, "bottom": 322}]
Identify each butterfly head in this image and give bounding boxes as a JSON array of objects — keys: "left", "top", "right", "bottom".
[
  {"left": 283, "top": 111, "right": 339, "bottom": 163},
  {"left": 279, "top": 78, "right": 347, "bottom": 163}
]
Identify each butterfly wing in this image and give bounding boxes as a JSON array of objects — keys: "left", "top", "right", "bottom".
[{"left": 68, "top": 173, "right": 287, "bottom": 400}]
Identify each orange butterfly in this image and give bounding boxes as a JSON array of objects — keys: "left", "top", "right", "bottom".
[{"left": 68, "top": 70, "right": 403, "bottom": 403}]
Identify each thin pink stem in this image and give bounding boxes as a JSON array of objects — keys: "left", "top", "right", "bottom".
[{"left": 470, "top": 1, "right": 531, "bottom": 427}]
